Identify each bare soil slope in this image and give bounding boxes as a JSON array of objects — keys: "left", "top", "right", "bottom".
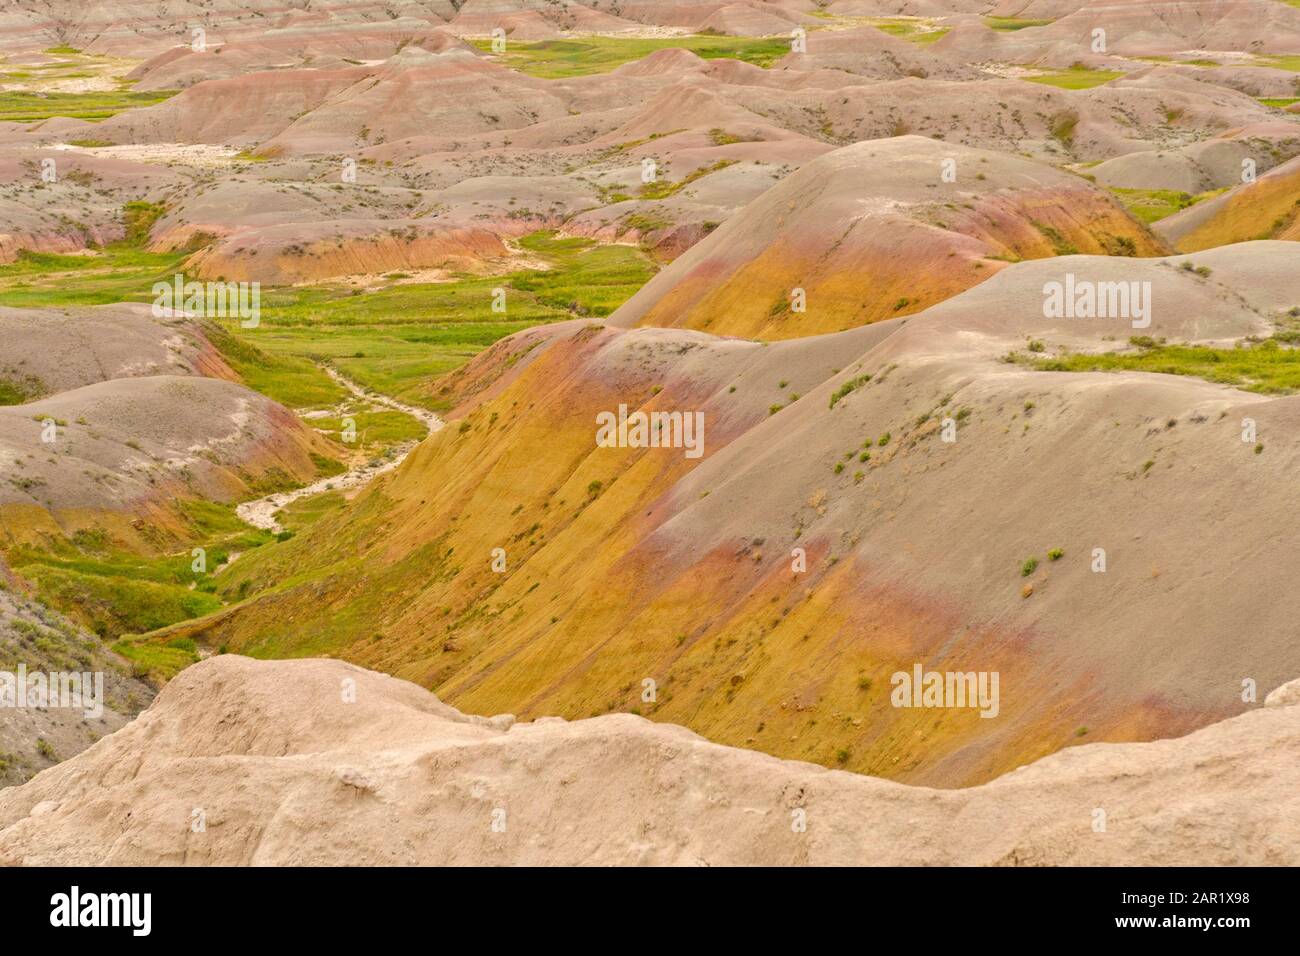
[
  {"left": 161, "top": 242, "right": 1300, "bottom": 787},
  {"left": 0, "top": 570, "right": 154, "bottom": 788},
  {"left": 608, "top": 135, "right": 1166, "bottom": 338},
  {"left": 0, "top": 654, "right": 1293, "bottom": 865}
]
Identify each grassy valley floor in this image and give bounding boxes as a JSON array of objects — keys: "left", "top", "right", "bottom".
[{"left": 0, "top": 227, "right": 655, "bottom": 674}]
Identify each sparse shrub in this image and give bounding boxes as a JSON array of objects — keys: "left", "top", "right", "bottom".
[{"left": 829, "top": 374, "right": 871, "bottom": 409}]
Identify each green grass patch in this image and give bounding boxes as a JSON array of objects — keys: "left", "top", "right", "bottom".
[
  {"left": 0, "top": 245, "right": 189, "bottom": 309},
  {"left": 21, "top": 564, "right": 223, "bottom": 640},
  {"left": 1050, "top": 111, "right": 1079, "bottom": 146},
  {"left": 1019, "top": 339, "right": 1300, "bottom": 394},
  {"left": 276, "top": 490, "right": 349, "bottom": 534},
  {"left": 312, "top": 409, "right": 428, "bottom": 446},
  {"left": 215, "top": 231, "right": 654, "bottom": 410},
  {"left": 0, "top": 88, "right": 176, "bottom": 123},
  {"left": 505, "top": 232, "right": 656, "bottom": 316},
  {"left": 638, "top": 159, "right": 737, "bottom": 200},
  {"left": 110, "top": 640, "right": 200, "bottom": 682},
  {"left": 1261, "top": 97, "right": 1300, "bottom": 108},
  {"left": 200, "top": 320, "right": 346, "bottom": 409},
  {"left": 5, "top": 499, "right": 281, "bottom": 642},
  {"left": 1258, "top": 54, "right": 1300, "bottom": 72},
  {"left": 469, "top": 35, "right": 792, "bottom": 78},
  {"left": 0, "top": 372, "right": 45, "bottom": 405},
  {"left": 829, "top": 373, "right": 872, "bottom": 409},
  {"left": 868, "top": 19, "right": 950, "bottom": 45},
  {"left": 1108, "top": 186, "right": 1226, "bottom": 224},
  {"left": 983, "top": 17, "right": 1054, "bottom": 30},
  {"left": 1024, "top": 67, "right": 1124, "bottom": 90}
]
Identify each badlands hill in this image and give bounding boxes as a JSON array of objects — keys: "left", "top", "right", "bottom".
[
  {"left": 0, "top": 0, "right": 1296, "bottom": 862},
  {"left": 0, "top": 306, "right": 338, "bottom": 552},
  {"left": 607, "top": 135, "right": 1166, "bottom": 338},
  {"left": 935, "top": 0, "right": 1300, "bottom": 62},
  {"left": 0, "top": 654, "right": 1293, "bottom": 865},
  {"left": 3, "top": 24, "right": 1283, "bottom": 279},
  {"left": 161, "top": 241, "right": 1300, "bottom": 787},
  {"left": 0, "top": 567, "right": 154, "bottom": 787},
  {"left": 1156, "top": 154, "right": 1300, "bottom": 252},
  {"left": 0, "top": 304, "right": 237, "bottom": 396},
  {"left": 0, "top": 24, "right": 1287, "bottom": 284},
  {"left": 0, "top": 0, "right": 834, "bottom": 57}
]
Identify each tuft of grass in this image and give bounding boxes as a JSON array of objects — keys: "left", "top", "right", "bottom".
[
  {"left": 639, "top": 159, "right": 736, "bottom": 200},
  {"left": 828, "top": 373, "right": 871, "bottom": 409},
  {"left": 0, "top": 372, "right": 45, "bottom": 405},
  {"left": 1033, "top": 221, "right": 1078, "bottom": 256}
]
